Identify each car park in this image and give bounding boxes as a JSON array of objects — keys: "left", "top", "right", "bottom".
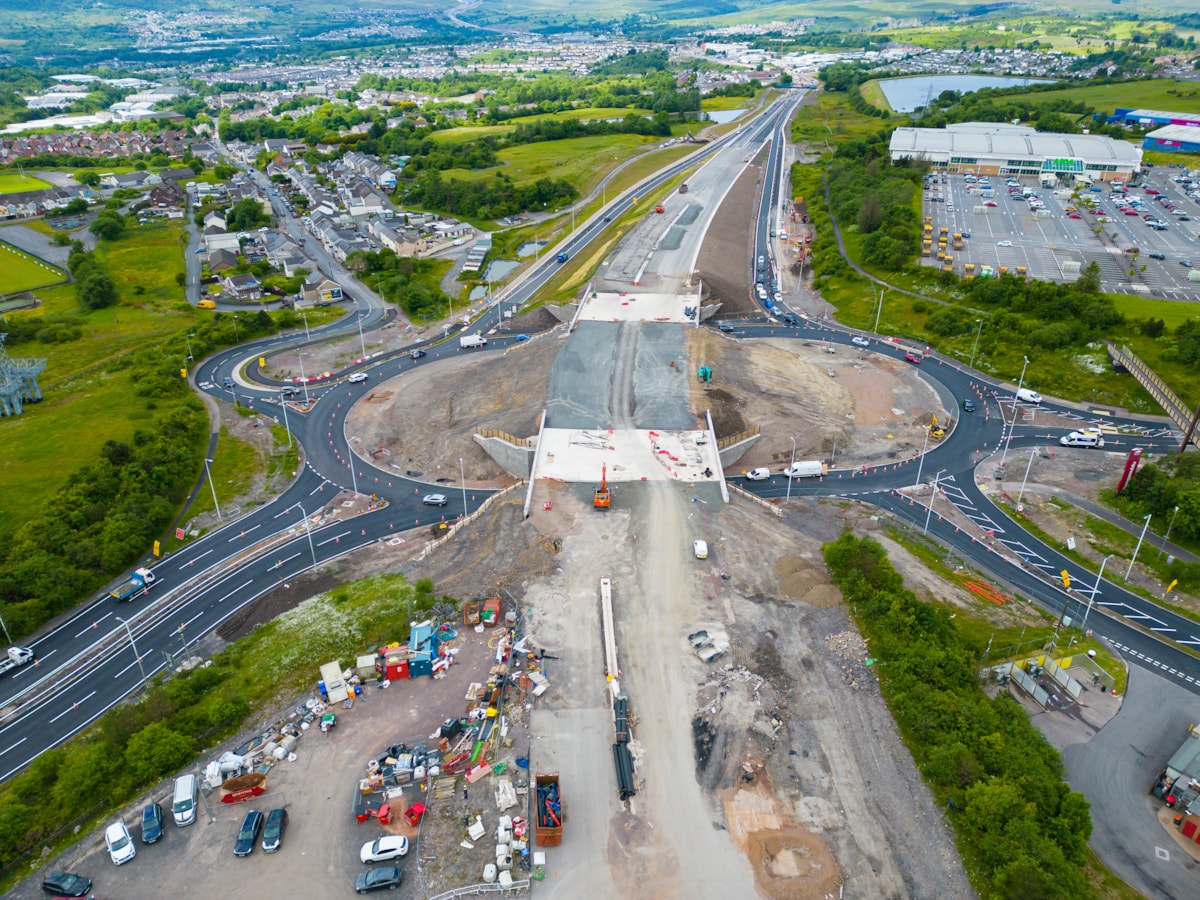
[
  {"left": 851, "top": 335, "right": 870, "bottom": 347},
  {"left": 234, "top": 810, "right": 264, "bottom": 857},
  {"left": 356, "top": 865, "right": 403, "bottom": 893},
  {"left": 360, "top": 834, "right": 410, "bottom": 863},
  {"left": 41, "top": 871, "right": 92, "bottom": 896},
  {"left": 105, "top": 821, "right": 136, "bottom": 866},
  {"left": 422, "top": 493, "right": 448, "bottom": 506},
  {"left": 261, "top": 807, "right": 288, "bottom": 853},
  {"left": 141, "top": 802, "right": 164, "bottom": 844},
  {"left": 744, "top": 468, "right": 771, "bottom": 481}
]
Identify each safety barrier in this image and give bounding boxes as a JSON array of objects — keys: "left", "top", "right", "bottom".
[
  {"left": 727, "top": 483, "right": 783, "bottom": 516},
  {"left": 717, "top": 426, "right": 760, "bottom": 449},
  {"left": 427, "top": 879, "right": 532, "bottom": 899},
  {"left": 421, "top": 481, "right": 526, "bottom": 559},
  {"left": 475, "top": 427, "right": 535, "bottom": 448}
]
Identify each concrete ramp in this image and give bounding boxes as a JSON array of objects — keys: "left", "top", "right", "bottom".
[{"left": 538, "top": 428, "right": 721, "bottom": 484}]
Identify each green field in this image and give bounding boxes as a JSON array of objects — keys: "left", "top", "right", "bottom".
[
  {"left": 0, "top": 172, "right": 52, "bottom": 194},
  {"left": 1017, "top": 78, "right": 1200, "bottom": 118},
  {"left": 0, "top": 240, "right": 66, "bottom": 294}
]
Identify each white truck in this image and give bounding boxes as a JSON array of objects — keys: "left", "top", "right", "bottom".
[
  {"left": 783, "top": 461, "right": 827, "bottom": 478},
  {"left": 109, "top": 567, "right": 157, "bottom": 602},
  {"left": 459, "top": 334, "right": 487, "bottom": 349},
  {"left": 0, "top": 646, "right": 34, "bottom": 677}
]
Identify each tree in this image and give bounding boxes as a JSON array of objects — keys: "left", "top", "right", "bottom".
[
  {"left": 62, "top": 198, "right": 88, "bottom": 216},
  {"left": 856, "top": 195, "right": 884, "bottom": 233},
  {"left": 89, "top": 212, "right": 125, "bottom": 241},
  {"left": 74, "top": 170, "right": 100, "bottom": 186},
  {"left": 123, "top": 722, "right": 195, "bottom": 786},
  {"left": 1074, "top": 260, "right": 1101, "bottom": 294},
  {"left": 79, "top": 273, "right": 118, "bottom": 309}
]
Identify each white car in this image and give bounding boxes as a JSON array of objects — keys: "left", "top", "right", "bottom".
[
  {"left": 997, "top": 240, "right": 1013, "bottom": 247},
  {"left": 422, "top": 493, "right": 448, "bottom": 507},
  {"left": 744, "top": 468, "right": 770, "bottom": 481},
  {"left": 347, "top": 372, "right": 368, "bottom": 383},
  {"left": 361, "top": 834, "right": 409, "bottom": 863},
  {"left": 851, "top": 335, "right": 870, "bottom": 347},
  {"left": 105, "top": 821, "right": 137, "bottom": 866},
  {"left": 693, "top": 539, "right": 709, "bottom": 560}
]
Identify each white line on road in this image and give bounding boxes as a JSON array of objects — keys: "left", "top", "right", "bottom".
[
  {"left": 179, "top": 548, "right": 213, "bottom": 568},
  {"left": 0, "top": 737, "right": 26, "bottom": 756},
  {"left": 218, "top": 580, "right": 253, "bottom": 604},
  {"left": 75, "top": 613, "right": 112, "bottom": 639},
  {"left": 317, "top": 530, "right": 352, "bottom": 547},
  {"left": 270, "top": 553, "right": 301, "bottom": 570},
  {"left": 228, "top": 524, "right": 260, "bottom": 542},
  {"left": 50, "top": 691, "right": 96, "bottom": 724}
]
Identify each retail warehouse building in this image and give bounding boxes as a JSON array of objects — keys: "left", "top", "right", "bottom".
[{"left": 889, "top": 123, "right": 1143, "bottom": 181}]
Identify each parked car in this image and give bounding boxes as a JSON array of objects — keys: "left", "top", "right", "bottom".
[
  {"left": 997, "top": 240, "right": 1013, "bottom": 247},
  {"left": 105, "top": 821, "right": 136, "bottom": 866},
  {"left": 234, "top": 810, "right": 264, "bottom": 857},
  {"left": 40, "top": 871, "right": 92, "bottom": 897},
  {"left": 693, "top": 539, "right": 709, "bottom": 560},
  {"left": 356, "top": 865, "right": 403, "bottom": 893},
  {"left": 744, "top": 468, "right": 771, "bottom": 481},
  {"left": 360, "top": 834, "right": 410, "bottom": 863},
  {"left": 1149, "top": 252, "right": 1166, "bottom": 260},
  {"left": 141, "top": 802, "right": 164, "bottom": 844},
  {"left": 261, "top": 808, "right": 288, "bottom": 853},
  {"left": 348, "top": 372, "right": 368, "bottom": 383},
  {"left": 1183, "top": 259, "right": 1194, "bottom": 268},
  {"left": 422, "top": 493, "right": 448, "bottom": 506}
]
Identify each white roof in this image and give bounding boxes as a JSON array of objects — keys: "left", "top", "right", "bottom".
[
  {"left": 890, "top": 123, "right": 1141, "bottom": 165},
  {"left": 1146, "top": 124, "right": 1200, "bottom": 144}
]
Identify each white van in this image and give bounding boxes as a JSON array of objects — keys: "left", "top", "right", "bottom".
[
  {"left": 1060, "top": 431, "right": 1104, "bottom": 448},
  {"left": 693, "top": 540, "right": 709, "bottom": 560},
  {"left": 1016, "top": 388, "right": 1042, "bottom": 405},
  {"left": 173, "top": 773, "right": 198, "bottom": 826}
]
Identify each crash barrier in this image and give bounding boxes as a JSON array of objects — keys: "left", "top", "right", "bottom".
[
  {"left": 420, "top": 480, "right": 526, "bottom": 559},
  {"left": 427, "top": 879, "right": 532, "bottom": 899},
  {"left": 717, "top": 425, "right": 760, "bottom": 449},
  {"left": 475, "top": 427, "right": 536, "bottom": 448},
  {"left": 1064, "top": 653, "right": 1116, "bottom": 693},
  {"left": 727, "top": 482, "right": 783, "bottom": 516},
  {"left": 1043, "top": 657, "right": 1084, "bottom": 700},
  {"left": 1107, "top": 343, "right": 1197, "bottom": 448}
]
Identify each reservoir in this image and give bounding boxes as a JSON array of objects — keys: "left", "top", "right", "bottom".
[{"left": 877, "top": 75, "right": 1055, "bottom": 113}]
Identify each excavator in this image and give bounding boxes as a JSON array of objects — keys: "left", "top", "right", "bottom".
[{"left": 594, "top": 464, "right": 611, "bottom": 509}]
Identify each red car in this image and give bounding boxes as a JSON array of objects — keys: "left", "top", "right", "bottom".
[
  {"left": 984, "top": 201, "right": 998, "bottom": 207},
  {"left": 1145, "top": 188, "right": 1160, "bottom": 195},
  {"left": 1068, "top": 213, "right": 1082, "bottom": 219},
  {"left": 1124, "top": 209, "right": 1140, "bottom": 215},
  {"left": 904, "top": 351, "right": 922, "bottom": 365}
]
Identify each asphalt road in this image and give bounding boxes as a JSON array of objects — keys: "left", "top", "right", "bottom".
[{"left": 5, "top": 90, "right": 1200, "bottom": 791}]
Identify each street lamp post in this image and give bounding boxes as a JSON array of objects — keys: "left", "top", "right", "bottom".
[
  {"left": 295, "top": 502, "right": 318, "bottom": 567},
  {"left": 298, "top": 352, "right": 310, "bottom": 404},
  {"left": 232, "top": 314, "right": 240, "bottom": 343},
  {"left": 1017, "top": 446, "right": 1037, "bottom": 504},
  {"left": 968, "top": 318, "right": 984, "bottom": 369},
  {"left": 785, "top": 436, "right": 796, "bottom": 504},
  {"left": 1001, "top": 356, "right": 1031, "bottom": 466},
  {"left": 923, "top": 470, "right": 946, "bottom": 535},
  {"left": 203, "top": 457, "right": 222, "bottom": 520},
  {"left": 116, "top": 615, "right": 147, "bottom": 688},
  {"left": 357, "top": 311, "right": 367, "bottom": 357},
  {"left": 185, "top": 332, "right": 195, "bottom": 361},
  {"left": 347, "top": 435, "right": 359, "bottom": 497},
  {"left": 1125, "top": 513, "right": 1153, "bottom": 581},
  {"left": 0, "top": 608, "right": 12, "bottom": 644},
  {"left": 1082, "top": 554, "right": 1113, "bottom": 630},
  {"left": 872, "top": 286, "right": 887, "bottom": 333},
  {"left": 1159, "top": 505, "right": 1180, "bottom": 560},
  {"left": 300, "top": 309, "right": 310, "bottom": 342},
  {"left": 459, "top": 457, "right": 468, "bottom": 516},
  {"left": 913, "top": 424, "right": 932, "bottom": 489},
  {"left": 279, "top": 392, "right": 292, "bottom": 448}
]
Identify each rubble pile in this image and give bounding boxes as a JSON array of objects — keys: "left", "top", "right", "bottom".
[{"left": 824, "top": 630, "right": 876, "bottom": 694}]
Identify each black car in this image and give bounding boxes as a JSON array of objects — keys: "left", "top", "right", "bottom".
[
  {"left": 962, "top": 398, "right": 976, "bottom": 413},
  {"left": 262, "top": 807, "right": 288, "bottom": 853},
  {"left": 717, "top": 322, "right": 734, "bottom": 333},
  {"left": 141, "top": 801, "right": 164, "bottom": 843},
  {"left": 41, "top": 871, "right": 92, "bottom": 896},
  {"left": 356, "top": 865, "right": 403, "bottom": 893},
  {"left": 781, "top": 314, "right": 799, "bottom": 326},
  {"left": 234, "top": 810, "right": 264, "bottom": 857},
  {"left": 1149, "top": 252, "right": 1166, "bottom": 260}
]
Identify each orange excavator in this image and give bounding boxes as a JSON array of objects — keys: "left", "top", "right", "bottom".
[{"left": 594, "top": 464, "right": 610, "bottom": 509}]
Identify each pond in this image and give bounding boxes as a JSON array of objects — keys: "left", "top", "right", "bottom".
[
  {"left": 482, "top": 259, "right": 521, "bottom": 282},
  {"left": 516, "top": 241, "right": 546, "bottom": 258},
  {"left": 877, "top": 75, "right": 1056, "bottom": 113},
  {"left": 705, "top": 109, "right": 748, "bottom": 125}
]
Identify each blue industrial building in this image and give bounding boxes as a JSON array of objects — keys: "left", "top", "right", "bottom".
[
  {"left": 1109, "top": 108, "right": 1200, "bottom": 129},
  {"left": 1143, "top": 125, "right": 1200, "bottom": 155}
]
